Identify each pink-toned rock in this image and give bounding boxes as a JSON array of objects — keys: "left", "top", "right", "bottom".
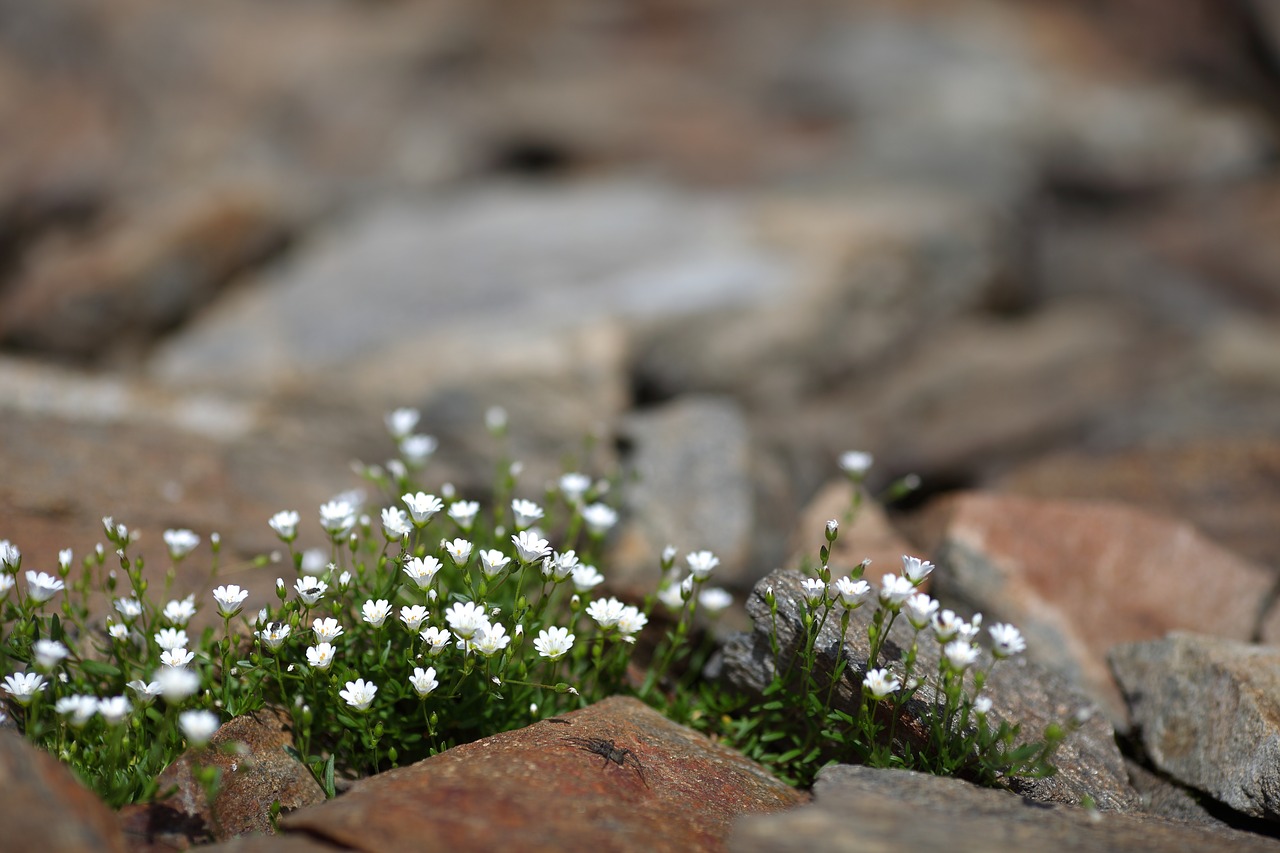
[
  {"left": 282, "top": 696, "right": 805, "bottom": 853},
  {"left": 917, "top": 492, "right": 1273, "bottom": 722}
]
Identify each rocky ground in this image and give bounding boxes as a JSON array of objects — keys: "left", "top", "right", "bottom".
[{"left": 4, "top": 0, "right": 1280, "bottom": 850}]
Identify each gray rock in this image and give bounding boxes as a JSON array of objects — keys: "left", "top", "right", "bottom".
[{"left": 1110, "top": 633, "right": 1280, "bottom": 822}]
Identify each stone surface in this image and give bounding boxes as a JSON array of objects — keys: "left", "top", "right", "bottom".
[
  {"left": 0, "top": 730, "right": 129, "bottom": 853},
  {"left": 281, "top": 696, "right": 806, "bottom": 853},
  {"left": 1110, "top": 633, "right": 1280, "bottom": 822},
  {"left": 729, "top": 764, "right": 1280, "bottom": 853},
  {"left": 719, "top": 567, "right": 1140, "bottom": 812},
  {"left": 915, "top": 492, "right": 1274, "bottom": 721}
]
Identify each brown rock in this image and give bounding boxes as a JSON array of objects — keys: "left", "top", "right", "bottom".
[
  {"left": 0, "top": 730, "right": 128, "bottom": 853},
  {"left": 282, "top": 696, "right": 805, "bottom": 853}
]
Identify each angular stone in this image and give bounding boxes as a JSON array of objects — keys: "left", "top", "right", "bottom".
[
  {"left": 917, "top": 492, "right": 1272, "bottom": 721},
  {"left": 1110, "top": 633, "right": 1280, "bottom": 822},
  {"left": 719, "top": 567, "right": 1139, "bottom": 812},
  {"left": 730, "top": 764, "right": 1280, "bottom": 853},
  {"left": 282, "top": 696, "right": 805, "bottom": 853}
]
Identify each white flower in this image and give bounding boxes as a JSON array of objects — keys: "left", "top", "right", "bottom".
[
  {"left": 0, "top": 574, "right": 13, "bottom": 597},
  {"left": 959, "top": 614, "right": 983, "bottom": 643},
  {"left": 163, "top": 595, "right": 197, "bottom": 625},
  {"left": 698, "top": 587, "right": 733, "bottom": 613},
  {"left": 107, "top": 622, "right": 130, "bottom": 641},
  {"left": 419, "top": 626, "right": 451, "bottom": 655},
  {"left": 533, "top": 626, "right": 575, "bottom": 660},
  {"left": 179, "top": 710, "right": 221, "bottom": 745},
  {"left": 402, "top": 492, "right": 444, "bottom": 525},
  {"left": 863, "top": 668, "right": 901, "bottom": 700},
  {"left": 399, "top": 605, "right": 430, "bottom": 632},
  {"left": 294, "top": 576, "right": 328, "bottom": 606},
  {"left": 485, "top": 406, "right": 508, "bottom": 433},
  {"left": 839, "top": 451, "right": 874, "bottom": 477},
  {"left": 385, "top": 407, "right": 420, "bottom": 439},
  {"left": 511, "top": 499, "right": 544, "bottom": 529},
  {"left": 657, "top": 582, "right": 686, "bottom": 610},
  {"left": 878, "top": 574, "right": 915, "bottom": 609},
  {"left": 444, "top": 601, "right": 490, "bottom": 640},
  {"left": 212, "top": 584, "right": 248, "bottom": 617},
  {"left": 448, "top": 500, "right": 480, "bottom": 531},
  {"left": 339, "top": 678, "right": 377, "bottom": 711},
  {"left": 442, "top": 538, "right": 473, "bottom": 567},
  {"left": 126, "top": 679, "right": 163, "bottom": 706},
  {"left": 268, "top": 510, "right": 300, "bottom": 542},
  {"left": 306, "top": 642, "right": 337, "bottom": 670},
  {"left": 319, "top": 499, "right": 357, "bottom": 537},
  {"left": 548, "top": 550, "right": 578, "bottom": 581},
  {"left": 3, "top": 671, "right": 47, "bottom": 705},
  {"left": 33, "top": 639, "right": 69, "bottom": 670},
  {"left": 0, "top": 539, "right": 19, "bottom": 569},
  {"left": 409, "top": 666, "right": 439, "bottom": 697},
  {"left": 931, "top": 609, "right": 964, "bottom": 643},
  {"left": 901, "top": 555, "right": 935, "bottom": 585},
  {"left": 403, "top": 555, "right": 443, "bottom": 589},
  {"left": 944, "top": 640, "right": 981, "bottom": 671},
  {"left": 586, "top": 597, "right": 627, "bottom": 629},
  {"left": 661, "top": 545, "right": 678, "bottom": 565},
  {"left": 831, "top": 576, "right": 872, "bottom": 610},
  {"left": 511, "top": 531, "right": 551, "bottom": 564},
  {"left": 58, "top": 549, "right": 73, "bottom": 571},
  {"left": 337, "top": 570, "right": 353, "bottom": 589},
  {"left": 26, "top": 571, "right": 64, "bottom": 603},
  {"left": 559, "top": 472, "right": 591, "bottom": 502},
  {"left": 154, "top": 628, "right": 189, "bottom": 652},
  {"left": 478, "top": 549, "right": 511, "bottom": 579},
  {"left": 686, "top": 551, "right": 720, "bottom": 580},
  {"left": 361, "top": 599, "right": 393, "bottom": 628},
  {"left": 161, "top": 648, "right": 195, "bottom": 668},
  {"left": 571, "top": 564, "right": 605, "bottom": 592},
  {"left": 312, "top": 617, "right": 344, "bottom": 643},
  {"left": 616, "top": 606, "right": 648, "bottom": 639},
  {"left": 973, "top": 696, "right": 993, "bottom": 716},
  {"left": 381, "top": 507, "right": 412, "bottom": 540},
  {"left": 163, "top": 529, "right": 200, "bottom": 559},
  {"left": 97, "top": 696, "right": 131, "bottom": 726},
  {"left": 903, "top": 593, "right": 940, "bottom": 631},
  {"left": 800, "top": 577, "right": 826, "bottom": 604},
  {"left": 113, "top": 597, "right": 143, "bottom": 621},
  {"left": 55, "top": 694, "right": 98, "bottom": 727},
  {"left": 825, "top": 519, "right": 839, "bottom": 538},
  {"left": 400, "top": 434, "right": 438, "bottom": 466},
  {"left": 156, "top": 666, "right": 201, "bottom": 702},
  {"left": 581, "top": 503, "right": 618, "bottom": 535},
  {"left": 102, "top": 517, "right": 129, "bottom": 543},
  {"left": 257, "top": 621, "right": 291, "bottom": 651},
  {"left": 988, "top": 623, "right": 1026, "bottom": 659},
  {"left": 473, "top": 623, "right": 511, "bottom": 656},
  {"left": 299, "top": 549, "right": 328, "bottom": 575}
]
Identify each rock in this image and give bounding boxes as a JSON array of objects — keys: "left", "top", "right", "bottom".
[
  {"left": 1124, "top": 759, "right": 1228, "bottom": 828},
  {"left": 1109, "top": 633, "right": 1280, "bottom": 823},
  {"left": 0, "top": 730, "right": 128, "bottom": 853},
  {"left": 718, "top": 567, "right": 1139, "bottom": 812},
  {"left": 729, "top": 764, "right": 1280, "bottom": 853},
  {"left": 915, "top": 492, "right": 1273, "bottom": 722},
  {"left": 280, "top": 696, "right": 805, "bottom": 853}
]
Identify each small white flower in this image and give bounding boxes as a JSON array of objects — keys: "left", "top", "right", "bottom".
[
  {"left": 306, "top": 642, "right": 337, "bottom": 670},
  {"left": 932, "top": 609, "right": 964, "bottom": 643},
  {"left": 113, "top": 597, "right": 143, "bottom": 622},
  {"left": 442, "top": 538, "right": 473, "bottom": 567},
  {"left": 154, "top": 628, "right": 190, "bottom": 652},
  {"left": 448, "top": 500, "right": 480, "bottom": 531},
  {"left": 312, "top": 617, "right": 344, "bottom": 643},
  {"left": 403, "top": 555, "right": 443, "bottom": 589},
  {"left": 268, "top": 510, "right": 300, "bottom": 541},
  {"left": 549, "top": 550, "right": 579, "bottom": 581},
  {"left": 55, "top": 694, "right": 99, "bottom": 727},
  {"left": 571, "top": 564, "right": 605, "bottom": 592},
  {"left": 381, "top": 507, "right": 412, "bottom": 540},
  {"left": 107, "top": 622, "right": 130, "bottom": 641},
  {"left": 163, "top": 529, "right": 200, "bottom": 560},
  {"left": 657, "top": 582, "right": 686, "bottom": 610},
  {"left": 402, "top": 492, "right": 443, "bottom": 525},
  {"left": 988, "top": 623, "right": 1026, "bottom": 659},
  {"left": 361, "top": 599, "right": 393, "bottom": 628},
  {"left": 686, "top": 551, "right": 720, "bottom": 580},
  {"left": 661, "top": 545, "right": 678, "bottom": 565},
  {"left": 409, "top": 666, "right": 439, "bottom": 697},
  {"left": 212, "top": 584, "right": 248, "bottom": 617},
  {"left": 179, "top": 709, "right": 221, "bottom": 745},
  {"left": 698, "top": 587, "right": 733, "bottom": 613},
  {"left": 878, "top": 574, "right": 915, "bottom": 609},
  {"left": 26, "top": 571, "right": 64, "bottom": 603},
  {"left": 559, "top": 472, "right": 591, "bottom": 502},
  {"left": 156, "top": 666, "right": 200, "bottom": 702},
  {"left": 257, "top": 621, "right": 291, "bottom": 651},
  {"left": 337, "top": 570, "right": 353, "bottom": 589},
  {"left": 419, "top": 626, "right": 451, "bottom": 655},
  {"left": 163, "top": 595, "right": 197, "bottom": 625},
  {"left": 863, "top": 668, "right": 900, "bottom": 700},
  {"left": 485, "top": 406, "right": 508, "bottom": 434},
  {"left": 959, "top": 614, "right": 983, "bottom": 643},
  {"left": 161, "top": 648, "right": 195, "bottom": 668},
  {"left": 512, "top": 531, "right": 551, "bottom": 564},
  {"left": 473, "top": 623, "right": 511, "bottom": 656},
  {"left": 319, "top": 499, "right": 357, "bottom": 537},
  {"left": 478, "top": 549, "right": 511, "bottom": 579},
  {"left": 533, "top": 626, "right": 575, "bottom": 660},
  {"left": 831, "top": 576, "right": 872, "bottom": 610},
  {"left": 126, "top": 679, "right": 163, "bottom": 706},
  {"left": 3, "top": 671, "right": 47, "bottom": 705},
  {"left": 973, "top": 696, "right": 993, "bottom": 716},
  {"left": 339, "top": 678, "right": 378, "bottom": 711},
  {"left": 294, "top": 577, "right": 328, "bottom": 606},
  {"left": 825, "top": 519, "right": 839, "bottom": 538},
  {"left": 97, "top": 696, "right": 131, "bottom": 726},
  {"left": 0, "top": 539, "right": 19, "bottom": 569},
  {"left": 839, "top": 450, "right": 874, "bottom": 477},
  {"left": 586, "top": 597, "right": 627, "bottom": 629},
  {"left": 616, "top": 606, "right": 648, "bottom": 639},
  {"left": 58, "top": 549, "right": 73, "bottom": 571},
  {"left": 903, "top": 593, "right": 940, "bottom": 631},
  {"left": 511, "top": 499, "right": 544, "bottom": 530},
  {"left": 385, "top": 407, "right": 420, "bottom": 439},
  {"left": 0, "top": 574, "right": 13, "bottom": 598},
  {"left": 581, "top": 503, "right": 618, "bottom": 536},
  {"left": 400, "top": 434, "right": 438, "bottom": 466},
  {"left": 444, "top": 601, "right": 490, "bottom": 640},
  {"left": 901, "top": 555, "right": 935, "bottom": 585},
  {"left": 299, "top": 549, "right": 328, "bottom": 576},
  {"left": 800, "top": 577, "right": 826, "bottom": 604},
  {"left": 399, "top": 605, "right": 430, "bottom": 632},
  {"left": 944, "top": 640, "right": 981, "bottom": 672},
  {"left": 33, "top": 639, "right": 68, "bottom": 670}
]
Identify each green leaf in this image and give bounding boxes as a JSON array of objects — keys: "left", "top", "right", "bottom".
[{"left": 79, "top": 659, "right": 122, "bottom": 679}]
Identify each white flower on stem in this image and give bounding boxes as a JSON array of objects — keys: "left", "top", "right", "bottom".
[
  {"left": 444, "top": 601, "right": 490, "bottom": 640},
  {"left": 361, "top": 599, "right": 393, "bottom": 628},
  {"left": 943, "top": 640, "right": 981, "bottom": 672},
  {"left": 478, "top": 549, "right": 511, "bottom": 579},
  {"left": 33, "top": 639, "right": 69, "bottom": 670},
  {"left": 681, "top": 574, "right": 695, "bottom": 599},
  {"left": 448, "top": 500, "right": 480, "bottom": 531},
  {"left": 339, "top": 678, "right": 377, "bottom": 711},
  {"left": 512, "top": 531, "right": 551, "bottom": 564},
  {"left": 534, "top": 626, "right": 575, "bottom": 660},
  {"left": 581, "top": 503, "right": 618, "bottom": 536},
  {"left": 257, "top": 621, "right": 291, "bottom": 651},
  {"left": 381, "top": 507, "right": 412, "bottom": 540},
  {"left": 832, "top": 576, "right": 872, "bottom": 610},
  {"left": 958, "top": 614, "right": 983, "bottom": 643},
  {"left": 97, "top": 696, "right": 131, "bottom": 725},
  {"left": 107, "top": 622, "right": 130, "bottom": 641},
  {"left": 161, "top": 648, "right": 195, "bottom": 668},
  {"left": 113, "top": 597, "right": 143, "bottom": 622},
  {"left": 973, "top": 696, "right": 993, "bottom": 716},
  {"left": 179, "top": 710, "right": 221, "bottom": 745},
  {"left": 485, "top": 405, "right": 508, "bottom": 434},
  {"left": 903, "top": 593, "right": 940, "bottom": 631},
  {"left": 3, "top": 671, "right": 47, "bottom": 705},
  {"left": 442, "top": 538, "right": 473, "bottom": 567},
  {"left": 102, "top": 517, "right": 129, "bottom": 543},
  {"left": 931, "top": 609, "right": 964, "bottom": 643},
  {"left": 0, "top": 539, "right": 19, "bottom": 569},
  {"left": 559, "top": 472, "right": 591, "bottom": 503},
  {"left": 163, "top": 529, "right": 200, "bottom": 560},
  {"left": 400, "top": 434, "right": 438, "bottom": 467},
  {"left": 800, "top": 577, "right": 827, "bottom": 605},
  {"left": 212, "top": 585, "right": 248, "bottom": 617},
  {"left": 337, "top": 570, "right": 353, "bottom": 589},
  {"left": 154, "top": 628, "right": 190, "bottom": 652},
  {"left": 657, "top": 582, "right": 686, "bottom": 610},
  {"left": 403, "top": 555, "right": 442, "bottom": 590},
  {"left": 385, "top": 407, "right": 420, "bottom": 439},
  {"left": 586, "top": 597, "right": 627, "bottom": 629},
  {"left": 698, "top": 587, "right": 733, "bottom": 613},
  {"left": 0, "top": 574, "right": 13, "bottom": 598},
  {"left": 549, "top": 550, "right": 578, "bottom": 581},
  {"left": 319, "top": 500, "right": 357, "bottom": 537},
  {"left": 901, "top": 555, "right": 935, "bottom": 585},
  {"left": 419, "top": 626, "right": 451, "bottom": 655},
  {"left": 878, "top": 574, "right": 915, "bottom": 609},
  {"left": 294, "top": 577, "right": 328, "bottom": 606},
  {"left": 55, "top": 695, "right": 98, "bottom": 727},
  {"left": 58, "top": 549, "right": 73, "bottom": 571},
  {"left": 473, "top": 623, "right": 511, "bottom": 656},
  {"left": 312, "top": 617, "right": 344, "bottom": 643},
  {"left": 402, "top": 492, "right": 443, "bottom": 526},
  {"left": 163, "top": 595, "right": 197, "bottom": 625},
  {"left": 825, "top": 519, "right": 839, "bottom": 539},
  {"left": 299, "top": 549, "right": 327, "bottom": 576},
  {"left": 616, "top": 606, "right": 648, "bottom": 640},
  {"left": 839, "top": 451, "right": 874, "bottom": 478},
  {"left": 988, "top": 623, "right": 1026, "bottom": 659},
  {"left": 126, "top": 679, "right": 162, "bottom": 706},
  {"left": 399, "top": 605, "right": 429, "bottom": 632},
  {"left": 511, "top": 499, "right": 544, "bottom": 530},
  {"left": 571, "top": 564, "right": 605, "bottom": 592},
  {"left": 409, "top": 666, "right": 439, "bottom": 697},
  {"left": 863, "top": 668, "right": 901, "bottom": 700},
  {"left": 156, "top": 666, "right": 201, "bottom": 702},
  {"left": 26, "top": 571, "right": 64, "bottom": 603},
  {"left": 268, "top": 510, "right": 300, "bottom": 542},
  {"left": 661, "top": 545, "right": 678, "bottom": 566},
  {"left": 306, "top": 642, "right": 336, "bottom": 670},
  {"left": 686, "top": 551, "right": 720, "bottom": 580}
]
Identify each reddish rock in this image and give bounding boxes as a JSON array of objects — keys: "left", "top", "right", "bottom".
[{"left": 282, "top": 696, "right": 805, "bottom": 853}]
